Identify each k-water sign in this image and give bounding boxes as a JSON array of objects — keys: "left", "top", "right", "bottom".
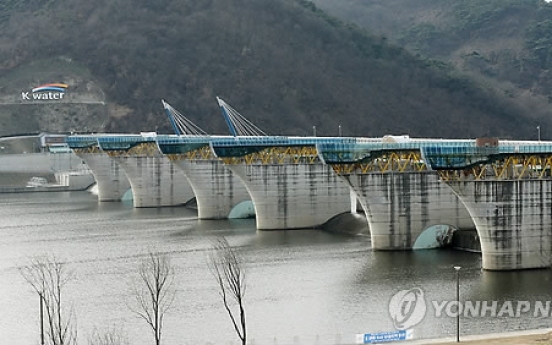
[
  {"left": 356, "top": 329, "right": 414, "bottom": 344},
  {"left": 21, "top": 83, "right": 68, "bottom": 100}
]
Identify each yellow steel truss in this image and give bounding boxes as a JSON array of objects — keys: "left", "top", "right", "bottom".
[
  {"left": 106, "top": 142, "right": 159, "bottom": 157},
  {"left": 330, "top": 150, "right": 427, "bottom": 175},
  {"left": 166, "top": 146, "right": 215, "bottom": 162},
  {"left": 221, "top": 146, "right": 319, "bottom": 165},
  {"left": 73, "top": 146, "right": 101, "bottom": 154},
  {"left": 437, "top": 154, "right": 552, "bottom": 181}
]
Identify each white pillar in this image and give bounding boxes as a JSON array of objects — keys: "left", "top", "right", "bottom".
[
  {"left": 228, "top": 163, "right": 351, "bottom": 230},
  {"left": 169, "top": 158, "right": 251, "bottom": 219},
  {"left": 110, "top": 154, "right": 194, "bottom": 208},
  {"left": 74, "top": 152, "right": 130, "bottom": 202},
  {"left": 446, "top": 180, "right": 552, "bottom": 270}
]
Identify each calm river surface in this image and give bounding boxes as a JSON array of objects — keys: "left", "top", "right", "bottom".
[{"left": 1, "top": 192, "right": 552, "bottom": 345}]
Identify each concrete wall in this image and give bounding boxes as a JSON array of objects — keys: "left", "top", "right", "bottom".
[
  {"left": 446, "top": 180, "right": 552, "bottom": 271},
  {"left": 0, "top": 152, "right": 81, "bottom": 173},
  {"left": 170, "top": 158, "right": 251, "bottom": 219},
  {"left": 228, "top": 163, "right": 351, "bottom": 230},
  {"left": 111, "top": 155, "right": 194, "bottom": 208},
  {"left": 54, "top": 171, "right": 96, "bottom": 190},
  {"left": 75, "top": 152, "right": 130, "bottom": 201},
  {"left": 341, "top": 172, "right": 474, "bottom": 250}
]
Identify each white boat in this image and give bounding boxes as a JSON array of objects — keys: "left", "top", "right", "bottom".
[{"left": 26, "top": 176, "right": 49, "bottom": 187}]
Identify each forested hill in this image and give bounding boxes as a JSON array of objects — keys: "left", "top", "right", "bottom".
[
  {"left": 0, "top": 0, "right": 544, "bottom": 139},
  {"left": 310, "top": 0, "right": 552, "bottom": 138}
]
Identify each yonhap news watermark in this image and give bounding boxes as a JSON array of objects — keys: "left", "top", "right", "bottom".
[{"left": 388, "top": 287, "right": 552, "bottom": 330}]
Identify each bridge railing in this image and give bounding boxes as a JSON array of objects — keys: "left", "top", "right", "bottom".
[
  {"left": 317, "top": 140, "right": 476, "bottom": 164},
  {"left": 210, "top": 136, "right": 359, "bottom": 147},
  {"left": 422, "top": 143, "right": 552, "bottom": 170}
]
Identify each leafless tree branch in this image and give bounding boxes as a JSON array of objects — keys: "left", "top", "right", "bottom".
[
  {"left": 19, "top": 255, "right": 77, "bottom": 345},
  {"left": 88, "top": 325, "right": 129, "bottom": 345},
  {"left": 208, "top": 237, "right": 247, "bottom": 345},
  {"left": 128, "top": 252, "right": 175, "bottom": 345}
]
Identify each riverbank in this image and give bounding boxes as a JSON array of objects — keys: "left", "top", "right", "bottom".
[{"left": 403, "top": 328, "right": 552, "bottom": 344}]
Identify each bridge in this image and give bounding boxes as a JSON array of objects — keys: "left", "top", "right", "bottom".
[
  {"left": 317, "top": 137, "right": 552, "bottom": 271},
  {"left": 65, "top": 132, "right": 552, "bottom": 271}
]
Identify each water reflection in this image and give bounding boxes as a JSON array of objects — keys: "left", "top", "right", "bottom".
[
  {"left": 2, "top": 192, "right": 552, "bottom": 345},
  {"left": 478, "top": 269, "right": 552, "bottom": 300}
]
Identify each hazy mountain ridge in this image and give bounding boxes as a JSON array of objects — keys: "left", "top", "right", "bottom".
[{"left": 0, "top": 0, "right": 545, "bottom": 139}]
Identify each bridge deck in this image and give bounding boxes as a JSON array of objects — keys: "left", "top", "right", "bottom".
[
  {"left": 66, "top": 134, "right": 552, "bottom": 169},
  {"left": 317, "top": 139, "right": 552, "bottom": 168}
]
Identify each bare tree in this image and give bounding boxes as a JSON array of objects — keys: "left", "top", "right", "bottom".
[
  {"left": 88, "top": 325, "right": 129, "bottom": 345},
  {"left": 19, "top": 256, "right": 77, "bottom": 345},
  {"left": 208, "top": 237, "right": 247, "bottom": 345},
  {"left": 129, "top": 252, "right": 175, "bottom": 345}
]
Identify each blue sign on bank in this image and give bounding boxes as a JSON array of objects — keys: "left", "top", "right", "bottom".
[{"left": 358, "top": 329, "right": 413, "bottom": 344}]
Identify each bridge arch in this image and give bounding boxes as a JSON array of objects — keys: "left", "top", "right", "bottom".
[
  {"left": 341, "top": 171, "right": 476, "bottom": 250},
  {"left": 412, "top": 224, "right": 455, "bottom": 249},
  {"left": 228, "top": 200, "right": 256, "bottom": 219}
]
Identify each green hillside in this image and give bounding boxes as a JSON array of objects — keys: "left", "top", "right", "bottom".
[{"left": 0, "top": 0, "right": 544, "bottom": 139}]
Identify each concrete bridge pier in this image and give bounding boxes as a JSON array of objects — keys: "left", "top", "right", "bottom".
[
  {"left": 72, "top": 150, "right": 130, "bottom": 202},
  {"left": 341, "top": 172, "right": 474, "bottom": 250},
  {"left": 168, "top": 158, "right": 251, "bottom": 219},
  {"left": 102, "top": 142, "right": 194, "bottom": 208},
  {"left": 110, "top": 154, "right": 193, "bottom": 208},
  {"left": 228, "top": 163, "right": 352, "bottom": 230},
  {"left": 445, "top": 180, "right": 552, "bottom": 271}
]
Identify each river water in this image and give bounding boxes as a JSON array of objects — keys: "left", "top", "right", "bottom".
[{"left": 1, "top": 192, "right": 552, "bottom": 345}]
